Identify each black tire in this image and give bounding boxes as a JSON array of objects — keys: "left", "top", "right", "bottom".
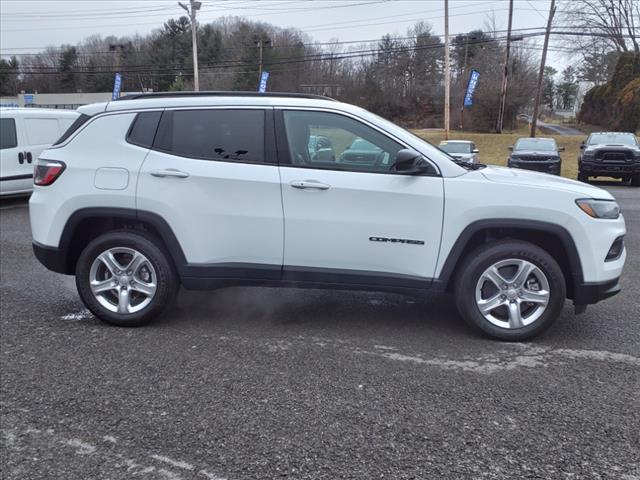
[
  {"left": 454, "top": 240, "right": 566, "bottom": 341},
  {"left": 577, "top": 171, "right": 589, "bottom": 183},
  {"left": 631, "top": 173, "right": 640, "bottom": 187},
  {"left": 75, "top": 230, "right": 178, "bottom": 327}
]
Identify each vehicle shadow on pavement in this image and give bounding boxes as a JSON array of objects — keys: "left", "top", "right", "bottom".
[{"left": 159, "top": 287, "right": 475, "bottom": 339}]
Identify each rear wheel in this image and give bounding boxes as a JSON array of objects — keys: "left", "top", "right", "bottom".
[
  {"left": 75, "top": 231, "right": 178, "bottom": 327},
  {"left": 454, "top": 240, "right": 566, "bottom": 341}
]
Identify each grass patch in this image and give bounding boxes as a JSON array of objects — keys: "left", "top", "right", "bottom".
[{"left": 411, "top": 129, "right": 584, "bottom": 179}]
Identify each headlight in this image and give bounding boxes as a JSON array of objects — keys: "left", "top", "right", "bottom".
[{"left": 576, "top": 199, "right": 621, "bottom": 219}]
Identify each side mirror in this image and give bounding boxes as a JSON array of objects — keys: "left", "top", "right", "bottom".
[
  {"left": 580, "top": 143, "right": 585, "bottom": 150},
  {"left": 472, "top": 149, "right": 480, "bottom": 153},
  {"left": 558, "top": 146, "right": 565, "bottom": 152},
  {"left": 392, "top": 149, "right": 431, "bottom": 174},
  {"left": 508, "top": 146, "right": 513, "bottom": 151}
]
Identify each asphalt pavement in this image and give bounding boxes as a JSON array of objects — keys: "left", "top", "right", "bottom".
[
  {"left": 536, "top": 121, "right": 584, "bottom": 136},
  {"left": 1, "top": 185, "right": 639, "bottom": 480}
]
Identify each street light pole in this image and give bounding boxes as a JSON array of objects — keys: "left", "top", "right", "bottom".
[{"left": 179, "top": 0, "right": 201, "bottom": 91}]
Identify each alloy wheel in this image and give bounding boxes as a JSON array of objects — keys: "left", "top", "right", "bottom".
[
  {"left": 474, "top": 258, "right": 550, "bottom": 329},
  {"left": 89, "top": 247, "right": 157, "bottom": 314}
]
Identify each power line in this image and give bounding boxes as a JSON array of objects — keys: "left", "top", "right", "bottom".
[
  {"left": 4, "top": 31, "right": 608, "bottom": 71},
  {"left": 0, "top": 1, "right": 298, "bottom": 22},
  {"left": 11, "top": 33, "right": 516, "bottom": 73},
  {"left": 0, "top": 0, "right": 389, "bottom": 32},
  {"left": 0, "top": 2, "right": 567, "bottom": 33},
  {"left": 8, "top": 32, "right": 550, "bottom": 76},
  {"left": 0, "top": 26, "right": 616, "bottom": 58}
]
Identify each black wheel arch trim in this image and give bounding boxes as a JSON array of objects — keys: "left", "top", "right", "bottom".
[
  {"left": 53, "top": 207, "right": 187, "bottom": 275},
  {"left": 435, "top": 218, "right": 584, "bottom": 294}
]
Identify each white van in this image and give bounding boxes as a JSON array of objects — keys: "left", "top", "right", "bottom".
[{"left": 1, "top": 108, "right": 79, "bottom": 196}]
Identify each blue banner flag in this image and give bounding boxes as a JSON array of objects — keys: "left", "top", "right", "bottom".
[
  {"left": 258, "top": 71, "right": 269, "bottom": 93},
  {"left": 463, "top": 69, "right": 480, "bottom": 107},
  {"left": 112, "top": 73, "right": 122, "bottom": 100}
]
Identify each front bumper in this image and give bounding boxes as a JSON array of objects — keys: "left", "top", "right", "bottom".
[
  {"left": 579, "top": 160, "right": 640, "bottom": 176},
  {"left": 573, "top": 277, "right": 621, "bottom": 305},
  {"left": 508, "top": 160, "right": 561, "bottom": 175}
]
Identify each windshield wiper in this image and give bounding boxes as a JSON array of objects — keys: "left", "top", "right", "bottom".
[{"left": 451, "top": 158, "right": 486, "bottom": 170}]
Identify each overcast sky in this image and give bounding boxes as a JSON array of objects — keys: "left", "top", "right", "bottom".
[{"left": 0, "top": 0, "right": 565, "bottom": 67}]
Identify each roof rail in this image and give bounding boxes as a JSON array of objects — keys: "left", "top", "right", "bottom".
[{"left": 116, "top": 91, "right": 337, "bottom": 102}]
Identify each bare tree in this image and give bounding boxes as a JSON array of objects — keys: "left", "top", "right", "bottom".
[{"left": 560, "top": 0, "right": 639, "bottom": 53}]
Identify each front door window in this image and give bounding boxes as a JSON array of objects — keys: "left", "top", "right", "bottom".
[{"left": 282, "top": 111, "right": 404, "bottom": 173}]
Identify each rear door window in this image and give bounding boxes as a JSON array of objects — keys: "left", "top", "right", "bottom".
[
  {"left": 0, "top": 118, "right": 18, "bottom": 149},
  {"left": 154, "top": 109, "right": 265, "bottom": 163}
]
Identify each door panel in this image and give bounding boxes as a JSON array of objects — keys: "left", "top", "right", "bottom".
[
  {"left": 0, "top": 115, "right": 30, "bottom": 195},
  {"left": 0, "top": 116, "right": 25, "bottom": 178},
  {"left": 277, "top": 109, "right": 444, "bottom": 280},
  {"left": 279, "top": 167, "right": 444, "bottom": 279},
  {"left": 136, "top": 108, "right": 283, "bottom": 267},
  {"left": 22, "top": 116, "right": 65, "bottom": 166},
  {"left": 138, "top": 152, "right": 283, "bottom": 266}
]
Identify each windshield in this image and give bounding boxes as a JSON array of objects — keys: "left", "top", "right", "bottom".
[
  {"left": 439, "top": 142, "right": 472, "bottom": 154},
  {"left": 514, "top": 138, "right": 556, "bottom": 151},
  {"left": 588, "top": 133, "right": 637, "bottom": 146}
]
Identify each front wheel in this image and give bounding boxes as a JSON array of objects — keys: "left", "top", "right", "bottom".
[
  {"left": 577, "top": 172, "right": 589, "bottom": 183},
  {"left": 631, "top": 173, "right": 640, "bottom": 187},
  {"left": 75, "top": 231, "right": 178, "bottom": 327},
  {"left": 454, "top": 240, "right": 566, "bottom": 341}
]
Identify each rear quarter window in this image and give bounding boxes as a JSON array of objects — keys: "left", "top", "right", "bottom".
[
  {"left": 127, "top": 111, "right": 162, "bottom": 148},
  {"left": 0, "top": 118, "right": 18, "bottom": 149},
  {"left": 52, "top": 114, "right": 90, "bottom": 146}
]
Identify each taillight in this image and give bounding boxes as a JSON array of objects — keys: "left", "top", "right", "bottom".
[{"left": 34, "top": 160, "right": 66, "bottom": 186}]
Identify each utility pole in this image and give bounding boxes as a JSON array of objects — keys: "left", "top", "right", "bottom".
[
  {"left": 109, "top": 43, "right": 125, "bottom": 96},
  {"left": 530, "top": 0, "right": 556, "bottom": 137},
  {"left": 444, "top": 0, "right": 450, "bottom": 139},
  {"left": 179, "top": 1, "right": 201, "bottom": 91},
  {"left": 496, "top": 0, "right": 514, "bottom": 133},
  {"left": 255, "top": 37, "right": 272, "bottom": 82},
  {"left": 459, "top": 33, "right": 469, "bottom": 130},
  {"left": 109, "top": 43, "right": 125, "bottom": 72}
]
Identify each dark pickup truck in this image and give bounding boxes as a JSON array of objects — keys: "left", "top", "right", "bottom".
[{"left": 578, "top": 132, "right": 640, "bottom": 186}]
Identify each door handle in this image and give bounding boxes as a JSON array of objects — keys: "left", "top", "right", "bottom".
[
  {"left": 26, "top": 152, "right": 32, "bottom": 163},
  {"left": 150, "top": 169, "right": 190, "bottom": 178},
  {"left": 290, "top": 180, "right": 331, "bottom": 190},
  {"left": 18, "top": 152, "right": 24, "bottom": 164}
]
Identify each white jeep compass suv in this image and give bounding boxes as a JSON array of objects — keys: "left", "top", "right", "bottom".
[{"left": 29, "top": 92, "right": 627, "bottom": 340}]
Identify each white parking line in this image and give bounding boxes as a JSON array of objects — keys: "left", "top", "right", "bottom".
[
  {"left": 151, "top": 454, "right": 195, "bottom": 471},
  {"left": 2, "top": 424, "right": 229, "bottom": 479}
]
